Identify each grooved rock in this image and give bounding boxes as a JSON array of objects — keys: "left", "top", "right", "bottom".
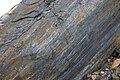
[{"left": 0, "top": 0, "right": 120, "bottom": 80}]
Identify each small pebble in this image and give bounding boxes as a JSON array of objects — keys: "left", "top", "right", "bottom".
[
  {"left": 107, "top": 74, "right": 113, "bottom": 80},
  {"left": 108, "top": 59, "right": 111, "bottom": 62},
  {"left": 105, "top": 68, "right": 109, "bottom": 71},
  {"left": 101, "top": 71, "right": 105, "bottom": 74}
]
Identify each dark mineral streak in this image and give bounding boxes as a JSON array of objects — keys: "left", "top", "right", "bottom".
[{"left": 0, "top": 0, "right": 120, "bottom": 80}]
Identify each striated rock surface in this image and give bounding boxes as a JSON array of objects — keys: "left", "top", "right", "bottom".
[{"left": 0, "top": 0, "right": 120, "bottom": 80}]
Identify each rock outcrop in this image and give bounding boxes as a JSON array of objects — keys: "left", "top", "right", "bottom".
[{"left": 0, "top": 0, "right": 120, "bottom": 79}]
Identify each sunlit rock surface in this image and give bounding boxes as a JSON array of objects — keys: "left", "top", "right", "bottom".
[{"left": 0, "top": 0, "right": 120, "bottom": 79}]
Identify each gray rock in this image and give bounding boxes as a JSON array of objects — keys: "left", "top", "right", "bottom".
[{"left": 0, "top": 0, "right": 120, "bottom": 80}]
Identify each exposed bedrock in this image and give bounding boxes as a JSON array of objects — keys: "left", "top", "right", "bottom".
[{"left": 0, "top": 0, "right": 120, "bottom": 80}]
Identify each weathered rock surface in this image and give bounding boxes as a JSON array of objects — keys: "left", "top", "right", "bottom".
[{"left": 0, "top": 0, "right": 120, "bottom": 80}]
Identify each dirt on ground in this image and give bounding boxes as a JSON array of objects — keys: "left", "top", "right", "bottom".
[{"left": 87, "top": 49, "right": 120, "bottom": 80}]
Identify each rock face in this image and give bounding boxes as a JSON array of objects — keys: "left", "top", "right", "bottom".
[{"left": 0, "top": 0, "right": 120, "bottom": 79}]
